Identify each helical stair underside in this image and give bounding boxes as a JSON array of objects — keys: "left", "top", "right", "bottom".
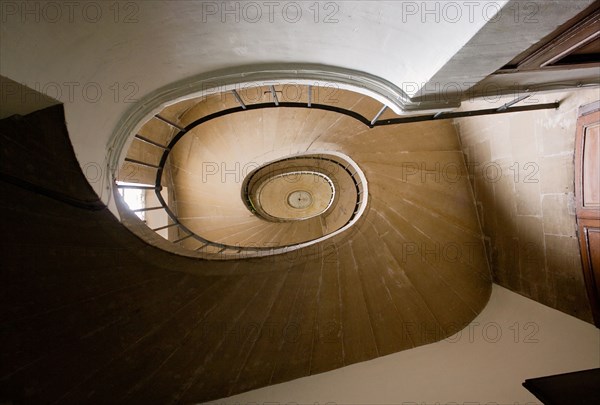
[
  {"left": 0, "top": 85, "right": 491, "bottom": 403},
  {"left": 111, "top": 84, "right": 492, "bottom": 399}
]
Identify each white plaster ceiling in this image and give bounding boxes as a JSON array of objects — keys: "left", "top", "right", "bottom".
[{"left": 0, "top": 1, "right": 506, "bottom": 198}]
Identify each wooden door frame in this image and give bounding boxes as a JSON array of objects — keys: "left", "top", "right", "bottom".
[{"left": 575, "top": 102, "right": 600, "bottom": 327}]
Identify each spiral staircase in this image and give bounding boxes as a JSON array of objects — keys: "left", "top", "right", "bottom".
[
  {"left": 3, "top": 0, "right": 600, "bottom": 401},
  {"left": 1, "top": 83, "right": 491, "bottom": 403},
  {"left": 116, "top": 84, "right": 487, "bottom": 263}
]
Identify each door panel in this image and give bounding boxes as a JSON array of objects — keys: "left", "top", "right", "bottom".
[{"left": 576, "top": 105, "right": 600, "bottom": 327}]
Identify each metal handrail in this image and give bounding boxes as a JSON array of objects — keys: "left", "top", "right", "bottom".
[
  {"left": 118, "top": 87, "right": 370, "bottom": 256},
  {"left": 116, "top": 82, "right": 561, "bottom": 257},
  {"left": 126, "top": 86, "right": 370, "bottom": 255}
]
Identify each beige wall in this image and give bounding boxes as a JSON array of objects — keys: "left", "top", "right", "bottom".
[
  {"left": 210, "top": 284, "right": 600, "bottom": 404},
  {"left": 454, "top": 88, "right": 599, "bottom": 323}
]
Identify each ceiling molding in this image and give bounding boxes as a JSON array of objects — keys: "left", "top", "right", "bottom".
[{"left": 106, "top": 63, "right": 460, "bottom": 183}]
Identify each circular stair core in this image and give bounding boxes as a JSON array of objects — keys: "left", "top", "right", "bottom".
[
  {"left": 241, "top": 153, "right": 364, "bottom": 243},
  {"left": 255, "top": 172, "right": 335, "bottom": 221},
  {"left": 113, "top": 85, "right": 374, "bottom": 258},
  {"left": 287, "top": 190, "right": 313, "bottom": 209}
]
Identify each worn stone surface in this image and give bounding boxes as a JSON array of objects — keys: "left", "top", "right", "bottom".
[{"left": 455, "top": 88, "right": 598, "bottom": 323}]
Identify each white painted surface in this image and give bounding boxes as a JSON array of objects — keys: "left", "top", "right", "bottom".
[
  {"left": 210, "top": 285, "right": 600, "bottom": 404},
  {"left": 0, "top": 1, "right": 503, "bottom": 200}
]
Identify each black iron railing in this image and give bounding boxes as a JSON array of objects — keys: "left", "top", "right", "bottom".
[{"left": 116, "top": 85, "right": 559, "bottom": 257}]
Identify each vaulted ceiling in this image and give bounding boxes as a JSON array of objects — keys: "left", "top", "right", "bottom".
[{"left": 0, "top": 1, "right": 598, "bottom": 403}]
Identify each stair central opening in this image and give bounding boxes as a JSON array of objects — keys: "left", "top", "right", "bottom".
[
  {"left": 287, "top": 190, "right": 313, "bottom": 209},
  {"left": 114, "top": 84, "right": 370, "bottom": 259},
  {"left": 245, "top": 166, "right": 337, "bottom": 222},
  {"left": 254, "top": 171, "right": 332, "bottom": 220}
]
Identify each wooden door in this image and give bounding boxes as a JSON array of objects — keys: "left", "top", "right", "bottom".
[{"left": 575, "top": 102, "right": 600, "bottom": 327}]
